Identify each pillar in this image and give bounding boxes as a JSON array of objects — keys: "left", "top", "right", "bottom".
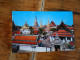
[
  {"left": 60, "top": 45, "right": 62, "bottom": 51},
  {"left": 65, "top": 37, "right": 67, "bottom": 43},
  {"left": 71, "top": 37, "right": 73, "bottom": 41}
]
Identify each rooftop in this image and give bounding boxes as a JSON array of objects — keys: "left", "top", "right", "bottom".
[{"left": 51, "top": 30, "right": 73, "bottom": 37}]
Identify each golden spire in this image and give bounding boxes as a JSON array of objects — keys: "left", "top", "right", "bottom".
[
  {"left": 24, "top": 21, "right": 28, "bottom": 27},
  {"left": 40, "top": 20, "right": 42, "bottom": 28},
  {"left": 22, "top": 21, "right": 29, "bottom": 30},
  {"left": 47, "top": 18, "right": 50, "bottom": 31}
]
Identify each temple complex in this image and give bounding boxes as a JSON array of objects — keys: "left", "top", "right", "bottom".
[{"left": 12, "top": 18, "right": 74, "bottom": 52}]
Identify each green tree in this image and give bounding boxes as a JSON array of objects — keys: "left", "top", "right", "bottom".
[
  {"left": 38, "top": 28, "right": 43, "bottom": 34},
  {"left": 50, "top": 28, "right": 56, "bottom": 31},
  {"left": 43, "top": 31, "right": 47, "bottom": 35},
  {"left": 29, "top": 26, "right": 34, "bottom": 34}
]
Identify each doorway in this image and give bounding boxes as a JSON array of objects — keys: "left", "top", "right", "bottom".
[{"left": 54, "top": 45, "right": 60, "bottom": 51}]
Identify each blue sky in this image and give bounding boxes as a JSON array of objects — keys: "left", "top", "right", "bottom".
[{"left": 12, "top": 11, "right": 73, "bottom": 26}]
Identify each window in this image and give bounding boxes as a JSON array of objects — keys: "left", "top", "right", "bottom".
[{"left": 67, "top": 37, "right": 71, "bottom": 40}]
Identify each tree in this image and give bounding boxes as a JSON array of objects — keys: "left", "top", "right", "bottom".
[
  {"left": 50, "top": 28, "right": 56, "bottom": 32},
  {"left": 38, "top": 28, "right": 43, "bottom": 34},
  {"left": 43, "top": 31, "right": 47, "bottom": 35},
  {"left": 29, "top": 26, "right": 34, "bottom": 34}
]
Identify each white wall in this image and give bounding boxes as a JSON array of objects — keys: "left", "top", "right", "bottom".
[{"left": 19, "top": 46, "right": 51, "bottom": 52}]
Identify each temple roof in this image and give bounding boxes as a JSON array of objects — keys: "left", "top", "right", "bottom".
[
  {"left": 57, "top": 21, "right": 72, "bottom": 33},
  {"left": 51, "top": 30, "right": 73, "bottom": 37},
  {"left": 12, "top": 35, "right": 41, "bottom": 45},
  {"left": 14, "top": 35, "right": 37, "bottom": 41},
  {"left": 12, "top": 40, "right": 41, "bottom": 45},
  {"left": 68, "top": 27, "right": 74, "bottom": 30},
  {"left": 50, "top": 21, "right": 56, "bottom": 27}
]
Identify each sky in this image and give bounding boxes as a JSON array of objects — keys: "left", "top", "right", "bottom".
[{"left": 12, "top": 11, "right": 73, "bottom": 26}]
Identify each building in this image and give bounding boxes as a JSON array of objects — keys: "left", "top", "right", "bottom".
[
  {"left": 12, "top": 21, "right": 21, "bottom": 36},
  {"left": 51, "top": 21, "right": 74, "bottom": 43},
  {"left": 50, "top": 21, "right": 75, "bottom": 51},
  {"left": 50, "top": 21, "right": 57, "bottom": 29},
  {"left": 50, "top": 33, "right": 63, "bottom": 51},
  {"left": 20, "top": 21, "right": 29, "bottom": 31},
  {"left": 12, "top": 35, "right": 42, "bottom": 46},
  {"left": 20, "top": 21, "right": 30, "bottom": 34}
]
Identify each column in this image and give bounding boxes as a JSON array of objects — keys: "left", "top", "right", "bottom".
[
  {"left": 65, "top": 37, "right": 67, "bottom": 43},
  {"left": 60, "top": 45, "right": 62, "bottom": 51},
  {"left": 71, "top": 37, "right": 73, "bottom": 41},
  {"left": 50, "top": 36, "right": 52, "bottom": 43}
]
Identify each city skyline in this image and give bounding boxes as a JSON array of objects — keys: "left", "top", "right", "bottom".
[{"left": 12, "top": 11, "right": 73, "bottom": 26}]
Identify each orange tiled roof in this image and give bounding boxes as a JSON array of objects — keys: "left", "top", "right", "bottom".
[
  {"left": 68, "top": 27, "right": 74, "bottom": 30},
  {"left": 12, "top": 41, "right": 37, "bottom": 45},
  {"left": 12, "top": 40, "right": 42, "bottom": 45},
  {"left": 14, "top": 35, "right": 37, "bottom": 41},
  {"left": 51, "top": 30, "right": 73, "bottom": 37}
]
